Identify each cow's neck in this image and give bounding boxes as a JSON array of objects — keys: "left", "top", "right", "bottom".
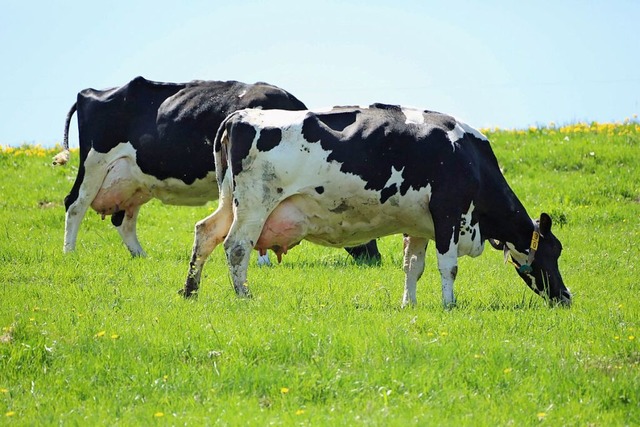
[{"left": 479, "top": 188, "right": 534, "bottom": 253}]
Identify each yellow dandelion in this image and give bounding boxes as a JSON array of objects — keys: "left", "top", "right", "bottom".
[
  {"left": 614, "top": 336, "right": 620, "bottom": 340},
  {"left": 473, "top": 354, "right": 483, "bottom": 359},
  {"left": 110, "top": 334, "right": 119, "bottom": 340},
  {"left": 153, "top": 412, "right": 164, "bottom": 417},
  {"left": 537, "top": 412, "right": 546, "bottom": 420},
  {"left": 296, "top": 409, "right": 305, "bottom": 415},
  {"left": 440, "top": 331, "right": 448, "bottom": 337},
  {"left": 5, "top": 411, "right": 16, "bottom": 417},
  {"left": 163, "top": 375, "right": 168, "bottom": 382},
  {"left": 426, "top": 332, "right": 434, "bottom": 337},
  {"left": 95, "top": 330, "right": 106, "bottom": 338},
  {"left": 281, "top": 387, "right": 290, "bottom": 394},
  {"left": 0, "top": 388, "right": 8, "bottom": 393},
  {"left": 503, "top": 368, "right": 513, "bottom": 374},
  {"left": 629, "top": 336, "right": 635, "bottom": 341}
]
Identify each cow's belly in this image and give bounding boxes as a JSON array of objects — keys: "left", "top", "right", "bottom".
[
  {"left": 255, "top": 192, "right": 435, "bottom": 252},
  {"left": 91, "top": 155, "right": 218, "bottom": 216},
  {"left": 91, "top": 158, "right": 153, "bottom": 215}
]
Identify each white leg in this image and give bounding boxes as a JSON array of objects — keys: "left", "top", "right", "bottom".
[
  {"left": 115, "top": 206, "right": 146, "bottom": 257},
  {"left": 63, "top": 152, "right": 109, "bottom": 253},
  {"left": 402, "top": 236, "right": 428, "bottom": 307},
  {"left": 223, "top": 220, "right": 267, "bottom": 297},
  {"left": 436, "top": 236, "right": 458, "bottom": 308},
  {"left": 64, "top": 202, "right": 90, "bottom": 253}
]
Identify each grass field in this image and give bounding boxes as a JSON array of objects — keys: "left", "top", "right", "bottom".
[{"left": 1, "top": 121, "right": 639, "bottom": 425}]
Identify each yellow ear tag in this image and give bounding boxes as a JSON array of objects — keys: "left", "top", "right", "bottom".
[{"left": 530, "top": 231, "right": 539, "bottom": 251}]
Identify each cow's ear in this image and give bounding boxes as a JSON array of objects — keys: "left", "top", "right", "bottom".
[{"left": 539, "top": 213, "right": 552, "bottom": 236}]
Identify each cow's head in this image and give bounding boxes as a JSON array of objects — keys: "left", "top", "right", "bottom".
[{"left": 494, "top": 213, "right": 572, "bottom": 306}]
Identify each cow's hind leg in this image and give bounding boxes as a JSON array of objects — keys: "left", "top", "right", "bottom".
[
  {"left": 223, "top": 222, "right": 265, "bottom": 298},
  {"left": 112, "top": 206, "right": 146, "bottom": 257},
  {"left": 63, "top": 151, "right": 110, "bottom": 253},
  {"left": 402, "top": 236, "right": 428, "bottom": 307},
  {"left": 183, "top": 206, "right": 233, "bottom": 298},
  {"left": 344, "top": 239, "right": 382, "bottom": 264}
]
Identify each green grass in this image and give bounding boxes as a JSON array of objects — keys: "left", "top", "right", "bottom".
[{"left": 1, "top": 123, "right": 639, "bottom": 425}]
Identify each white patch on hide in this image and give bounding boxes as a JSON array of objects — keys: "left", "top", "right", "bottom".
[
  {"left": 402, "top": 107, "right": 425, "bottom": 125},
  {"left": 447, "top": 120, "right": 487, "bottom": 143},
  {"left": 383, "top": 165, "right": 405, "bottom": 189}
]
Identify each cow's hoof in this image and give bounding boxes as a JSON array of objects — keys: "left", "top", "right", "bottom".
[
  {"left": 401, "top": 301, "right": 417, "bottom": 309},
  {"left": 443, "top": 301, "right": 457, "bottom": 310},
  {"left": 178, "top": 288, "right": 198, "bottom": 299},
  {"left": 235, "top": 284, "right": 252, "bottom": 299},
  {"left": 354, "top": 253, "right": 382, "bottom": 266}
]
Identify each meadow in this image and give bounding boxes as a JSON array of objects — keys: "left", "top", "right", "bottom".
[{"left": 1, "top": 121, "right": 639, "bottom": 425}]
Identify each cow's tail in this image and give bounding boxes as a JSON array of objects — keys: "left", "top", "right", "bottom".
[
  {"left": 213, "top": 111, "right": 240, "bottom": 186},
  {"left": 52, "top": 102, "right": 77, "bottom": 166}
]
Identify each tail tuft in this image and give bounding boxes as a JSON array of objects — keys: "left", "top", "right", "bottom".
[{"left": 52, "top": 149, "right": 70, "bottom": 166}]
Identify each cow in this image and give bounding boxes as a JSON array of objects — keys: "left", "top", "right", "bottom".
[
  {"left": 54, "top": 76, "right": 380, "bottom": 262},
  {"left": 182, "top": 103, "right": 572, "bottom": 308}
]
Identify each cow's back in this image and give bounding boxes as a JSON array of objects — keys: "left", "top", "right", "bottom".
[
  {"left": 157, "top": 81, "right": 306, "bottom": 138},
  {"left": 135, "top": 80, "right": 307, "bottom": 183}
]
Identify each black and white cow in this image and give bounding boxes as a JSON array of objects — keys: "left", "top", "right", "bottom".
[
  {"left": 183, "top": 104, "right": 571, "bottom": 307},
  {"left": 54, "top": 76, "right": 380, "bottom": 261}
]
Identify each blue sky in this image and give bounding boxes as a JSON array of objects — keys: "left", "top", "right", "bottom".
[{"left": 1, "top": 0, "right": 638, "bottom": 146}]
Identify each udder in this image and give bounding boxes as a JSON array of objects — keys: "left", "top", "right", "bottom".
[
  {"left": 91, "top": 157, "right": 152, "bottom": 218},
  {"left": 255, "top": 199, "right": 309, "bottom": 262}
]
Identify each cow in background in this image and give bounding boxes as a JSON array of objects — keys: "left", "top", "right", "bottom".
[{"left": 54, "top": 76, "right": 380, "bottom": 262}]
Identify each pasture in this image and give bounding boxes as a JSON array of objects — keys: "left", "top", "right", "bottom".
[{"left": 1, "top": 122, "right": 639, "bottom": 425}]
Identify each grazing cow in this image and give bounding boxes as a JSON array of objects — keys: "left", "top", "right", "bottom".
[
  {"left": 183, "top": 104, "right": 571, "bottom": 307},
  {"left": 54, "top": 76, "right": 380, "bottom": 261}
]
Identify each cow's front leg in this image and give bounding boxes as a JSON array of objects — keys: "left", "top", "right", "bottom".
[
  {"left": 112, "top": 206, "right": 146, "bottom": 257},
  {"left": 182, "top": 206, "right": 233, "bottom": 298},
  {"left": 402, "top": 235, "right": 428, "bottom": 307},
  {"left": 435, "top": 238, "right": 459, "bottom": 309}
]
